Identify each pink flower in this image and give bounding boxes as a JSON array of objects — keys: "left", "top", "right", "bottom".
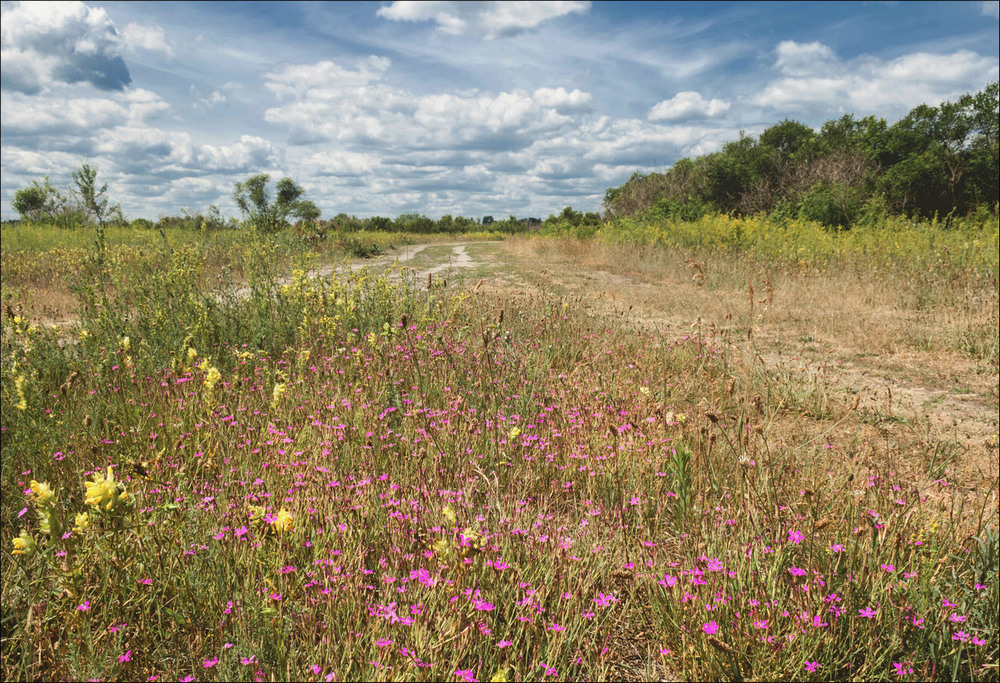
[
  {"left": 119, "top": 650, "right": 131, "bottom": 663},
  {"left": 804, "top": 661, "right": 821, "bottom": 673},
  {"left": 858, "top": 606, "right": 877, "bottom": 618},
  {"left": 310, "top": 665, "right": 321, "bottom": 674},
  {"left": 375, "top": 638, "right": 394, "bottom": 647},
  {"left": 77, "top": 600, "right": 91, "bottom": 611},
  {"left": 548, "top": 623, "right": 566, "bottom": 631},
  {"left": 270, "top": 593, "right": 282, "bottom": 601},
  {"left": 497, "top": 640, "right": 513, "bottom": 648},
  {"left": 972, "top": 636, "right": 987, "bottom": 646},
  {"left": 893, "top": 662, "right": 914, "bottom": 676},
  {"left": 788, "top": 566, "right": 807, "bottom": 576},
  {"left": 659, "top": 647, "right": 671, "bottom": 655},
  {"left": 948, "top": 613, "right": 967, "bottom": 623},
  {"left": 241, "top": 656, "right": 257, "bottom": 665},
  {"left": 953, "top": 631, "right": 970, "bottom": 642},
  {"left": 702, "top": 620, "right": 719, "bottom": 635},
  {"left": 828, "top": 544, "right": 845, "bottom": 553},
  {"left": 788, "top": 530, "right": 805, "bottom": 544},
  {"left": 204, "top": 658, "right": 218, "bottom": 668},
  {"left": 593, "top": 592, "right": 618, "bottom": 607},
  {"left": 753, "top": 619, "right": 768, "bottom": 629},
  {"left": 180, "top": 677, "right": 195, "bottom": 682},
  {"left": 880, "top": 563, "right": 895, "bottom": 572}
]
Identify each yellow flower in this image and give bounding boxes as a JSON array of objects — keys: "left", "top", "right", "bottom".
[
  {"left": 187, "top": 347, "right": 198, "bottom": 363},
  {"left": 85, "top": 466, "right": 127, "bottom": 511},
  {"left": 272, "top": 508, "right": 294, "bottom": 533},
  {"left": 29, "top": 480, "right": 56, "bottom": 507},
  {"left": 73, "top": 512, "right": 90, "bottom": 534},
  {"left": 204, "top": 366, "right": 221, "bottom": 392},
  {"left": 12, "top": 529, "right": 37, "bottom": 556},
  {"left": 272, "top": 382, "right": 286, "bottom": 405},
  {"left": 508, "top": 426, "right": 521, "bottom": 440},
  {"left": 120, "top": 336, "right": 131, "bottom": 351},
  {"left": 442, "top": 504, "right": 457, "bottom": 525}
]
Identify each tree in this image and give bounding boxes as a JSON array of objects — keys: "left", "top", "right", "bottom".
[
  {"left": 73, "top": 164, "right": 122, "bottom": 227},
  {"left": 233, "top": 174, "right": 319, "bottom": 233},
  {"left": 11, "top": 176, "right": 66, "bottom": 222}
]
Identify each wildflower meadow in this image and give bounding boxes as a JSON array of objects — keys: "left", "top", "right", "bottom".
[{"left": 2, "top": 216, "right": 998, "bottom": 682}]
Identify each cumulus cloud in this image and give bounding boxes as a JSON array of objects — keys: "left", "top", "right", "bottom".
[
  {"left": 532, "top": 87, "right": 592, "bottom": 113},
  {"left": 0, "top": 1, "right": 131, "bottom": 93},
  {"left": 121, "top": 22, "right": 173, "bottom": 58},
  {"left": 376, "top": 1, "right": 590, "bottom": 38},
  {"left": 752, "top": 41, "right": 998, "bottom": 115},
  {"left": 263, "top": 58, "right": 584, "bottom": 151},
  {"left": 648, "top": 92, "right": 731, "bottom": 121}
]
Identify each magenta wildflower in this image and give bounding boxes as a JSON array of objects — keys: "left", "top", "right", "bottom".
[
  {"left": 788, "top": 530, "right": 805, "bottom": 544},
  {"left": 753, "top": 619, "right": 768, "bottom": 629},
  {"left": 77, "top": 600, "right": 91, "bottom": 611},
  {"left": 972, "top": 636, "right": 987, "bottom": 646},
  {"left": 310, "top": 665, "right": 321, "bottom": 674},
  {"left": 893, "top": 662, "right": 914, "bottom": 676},
  {"left": 454, "top": 669, "right": 478, "bottom": 682},
  {"left": 788, "top": 566, "right": 807, "bottom": 576},
  {"left": 593, "top": 592, "right": 618, "bottom": 607},
  {"left": 953, "top": 631, "right": 970, "bottom": 642},
  {"left": 948, "top": 613, "right": 967, "bottom": 623},
  {"left": 119, "top": 650, "right": 131, "bottom": 663},
  {"left": 204, "top": 658, "right": 219, "bottom": 668},
  {"left": 497, "top": 640, "right": 513, "bottom": 648},
  {"left": 858, "top": 606, "right": 878, "bottom": 618},
  {"left": 702, "top": 620, "right": 719, "bottom": 635},
  {"left": 376, "top": 638, "right": 394, "bottom": 647},
  {"left": 804, "top": 661, "right": 821, "bottom": 673}
]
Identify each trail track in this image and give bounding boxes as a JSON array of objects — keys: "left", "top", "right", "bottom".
[{"left": 335, "top": 239, "right": 998, "bottom": 488}]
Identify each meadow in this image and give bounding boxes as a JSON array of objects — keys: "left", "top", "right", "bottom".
[{"left": 1, "top": 213, "right": 998, "bottom": 682}]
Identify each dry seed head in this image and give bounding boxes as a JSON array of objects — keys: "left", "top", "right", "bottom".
[{"left": 707, "top": 636, "right": 732, "bottom": 654}]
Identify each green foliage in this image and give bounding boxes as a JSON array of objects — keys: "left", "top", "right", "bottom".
[
  {"left": 72, "top": 164, "right": 123, "bottom": 228},
  {"left": 11, "top": 177, "right": 66, "bottom": 222},
  {"left": 603, "top": 83, "right": 999, "bottom": 227},
  {"left": 232, "top": 174, "right": 319, "bottom": 233}
]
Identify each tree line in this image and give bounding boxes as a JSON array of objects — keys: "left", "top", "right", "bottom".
[{"left": 604, "top": 83, "right": 998, "bottom": 227}]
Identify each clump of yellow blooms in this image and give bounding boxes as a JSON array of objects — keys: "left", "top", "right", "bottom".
[
  {"left": 15, "top": 374, "right": 28, "bottom": 411},
  {"left": 30, "top": 480, "right": 56, "bottom": 507},
  {"left": 273, "top": 508, "right": 294, "bottom": 534},
  {"left": 84, "top": 466, "right": 129, "bottom": 512},
  {"left": 73, "top": 512, "right": 90, "bottom": 534},
  {"left": 12, "top": 529, "right": 37, "bottom": 557},
  {"left": 271, "top": 382, "right": 287, "bottom": 408}
]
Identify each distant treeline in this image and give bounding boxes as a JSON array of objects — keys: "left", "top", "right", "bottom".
[{"left": 604, "top": 83, "right": 998, "bottom": 227}]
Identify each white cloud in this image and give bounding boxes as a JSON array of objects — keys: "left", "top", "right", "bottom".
[
  {"left": 0, "top": 87, "right": 169, "bottom": 137},
  {"left": 0, "top": 1, "right": 131, "bottom": 92},
  {"left": 648, "top": 91, "right": 730, "bottom": 121},
  {"left": 751, "top": 41, "right": 998, "bottom": 115},
  {"left": 774, "top": 40, "right": 838, "bottom": 77},
  {"left": 982, "top": 2, "right": 1000, "bottom": 19},
  {"left": 532, "top": 87, "right": 592, "bottom": 113},
  {"left": 376, "top": 1, "right": 590, "bottom": 39},
  {"left": 121, "top": 22, "right": 173, "bottom": 58}
]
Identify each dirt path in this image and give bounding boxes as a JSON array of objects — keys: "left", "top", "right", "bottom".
[{"left": 334, "top": 238, "right": 997, "bottom": 486}]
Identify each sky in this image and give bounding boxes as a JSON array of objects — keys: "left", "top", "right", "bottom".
[{"left": 1, "top": 1, "right": 998, "bottom": 221}]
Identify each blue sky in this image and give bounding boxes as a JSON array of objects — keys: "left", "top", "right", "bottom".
[{"left": 2, "top": 1, "right": 997, "bottom": 221}]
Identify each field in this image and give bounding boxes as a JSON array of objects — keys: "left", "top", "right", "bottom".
[{"left": 2, "top": 215, "right": 998, "bottom": 682}]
